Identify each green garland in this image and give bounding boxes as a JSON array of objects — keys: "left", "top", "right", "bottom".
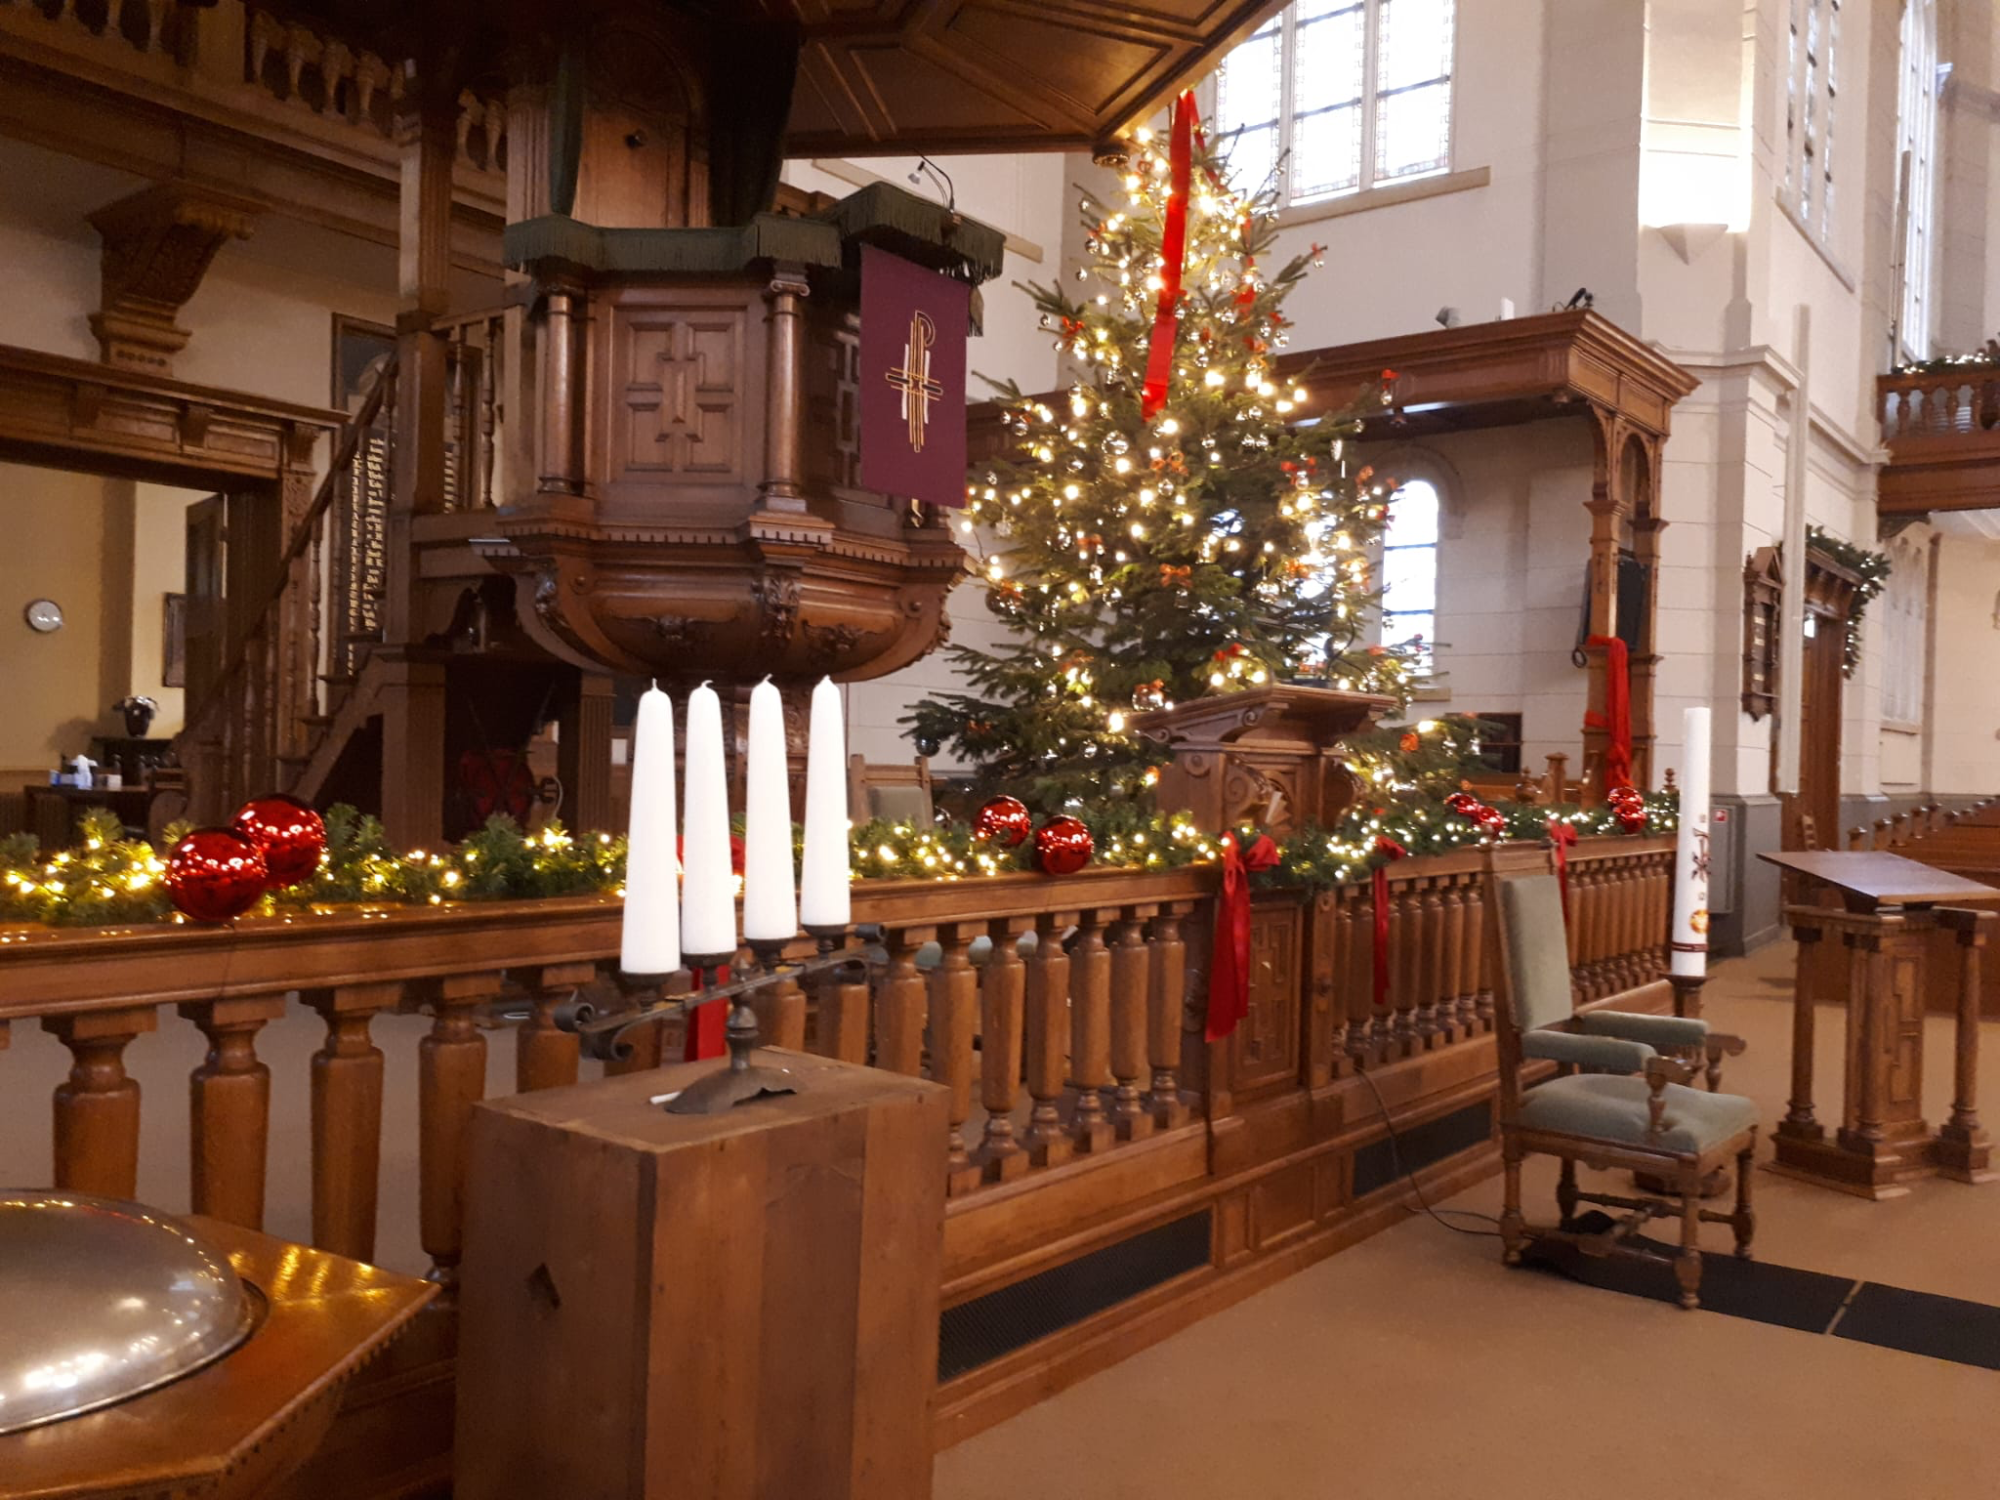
[
  {"left": 1805, "top": 524, "right": 1890, "bottom": 676},
  {"left": 2, "top": 789, "right": 1676, "bottom": 931}
]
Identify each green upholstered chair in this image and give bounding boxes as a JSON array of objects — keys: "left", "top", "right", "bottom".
[{"left": 1485, "top": 846, "right": 1756, "bottom": 1309}]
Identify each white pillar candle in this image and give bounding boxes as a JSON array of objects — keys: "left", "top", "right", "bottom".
[
  {"left": 1671, "top": 705, "right": 1712, "bottom": 980},
  {"left": 681, "top": 682, "right": 738, "bottom": 959},
  {"left": 619, "top": 684, "right": 681, "bottom": 976},
  {"left": 742, "top": 677, "right": 798, "bottom": 943},
  {"left": 799, "top": 676, "right": 851, "bottom": 930}
]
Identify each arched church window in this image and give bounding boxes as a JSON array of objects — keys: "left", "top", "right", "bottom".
[
  {"left": 1380, "top": 478, "right": 1440, "bottom": 672},
  {"left": 1881, "top": 538, "right": 1927, "bottom": 728},
  {"left": 1785, "top": 0, "right": 1843, "bottom": 242},
  {"left": 1213, "top": 0, "right": 1455, "bottom": 209},
  {"left": 1895, "top": 0, "right": 1940, "bottom": 359}
]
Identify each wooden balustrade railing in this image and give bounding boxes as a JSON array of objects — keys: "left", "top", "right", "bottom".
[
  {"left": 1879, "top": 367, "right": 2000, "bottom": 442},
  {"left": 0, "top": 836, "right": 1673, "bottom": 1293},
  {"left": 434, "top": 308, "right": 507, "bottom": 513}
]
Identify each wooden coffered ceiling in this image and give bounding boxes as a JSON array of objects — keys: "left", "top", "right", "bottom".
[
  {"left": 784, "top": 0, "right": 1283, "bottom": 155},
  {"left": 245, "top": 0, "right": 1285, "bottom": 156}
]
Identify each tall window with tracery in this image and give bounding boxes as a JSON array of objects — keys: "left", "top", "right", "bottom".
[
  {"left": 1881, "top": 543, "right": 1927, "bottom": 727},
  {"left": 1896, "top": 0, "right": 1940, "bottom": 358},
  {"left": 1785, "top": 0, "right": 1842, "bottom": 242},
  {"left": 1379, "top": 479, "right": 1440, "bottom": 671},
  {"left": 1213, "top": 0, "right": 1455, "bottom": 210}
]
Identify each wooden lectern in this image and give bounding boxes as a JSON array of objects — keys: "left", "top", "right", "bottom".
[
  {"left": 454, "top": 1049, "right": 948, "bottom": 1500},
  {"left": 1760, "top": 850, "right": 1999, "bottom": 1199}
]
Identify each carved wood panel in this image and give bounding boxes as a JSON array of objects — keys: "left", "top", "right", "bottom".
[
  {"left": 614, "top": 306, "right": 747, "bottom": 480},
  {"left": 1235, "top": 900, "right": 1301, "bottom": 1097}
]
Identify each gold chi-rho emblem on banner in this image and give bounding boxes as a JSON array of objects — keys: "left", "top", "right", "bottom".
[{"left": 884, "top": 309, "right": 943, "bottom": 452}]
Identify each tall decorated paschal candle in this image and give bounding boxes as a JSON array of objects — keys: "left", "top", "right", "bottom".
[
  {"left": 1671, "top": 705, "right": 1712, "bottom": 980},
  {"left": 619, "top": 684, "right": 680, "bottom": 977},
  {"left": 742, "top": 677, "right": 798, "bottom": 943},
  {"left": 680, "top": 683, "right": 737, "bottom": 961},
  {"left": 799, "top": 676, "right": 851, "bottom": 930}
]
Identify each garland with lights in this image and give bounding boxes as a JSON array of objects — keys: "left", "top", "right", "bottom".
[
  {"left": 909, "top": 100, "right": 1416, "bottom": 812},
  {"left": 1803, "top": 524, "right": 1890, "bottom": 676},
  {"left": 2, "top": 780, "right": 1673, "bottom": 930}
]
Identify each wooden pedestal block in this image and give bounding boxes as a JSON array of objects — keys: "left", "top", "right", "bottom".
[{"left": 454, "top": 1049, "right": 949, "bottom": 1500}]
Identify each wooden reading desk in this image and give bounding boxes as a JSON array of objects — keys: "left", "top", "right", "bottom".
[{"left": 1759, "top": 850, "right": 1999, "bottom": 1198}]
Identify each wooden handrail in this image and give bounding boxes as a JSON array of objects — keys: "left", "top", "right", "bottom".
[{"left": 184, "top": 354, "right": 397, "bottom": 737}]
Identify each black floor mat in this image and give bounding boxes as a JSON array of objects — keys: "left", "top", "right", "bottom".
[
  {"left": 1834, "top": 1282, "right": 2000, "bottom": 1371},
  {"left": 1521, "top": 1211, "right": 1858, "bottom": 1332}
]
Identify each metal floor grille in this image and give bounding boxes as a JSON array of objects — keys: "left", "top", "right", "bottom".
[{"left": 937, "top": 1210, "right": 1213, "bottom": 1382}]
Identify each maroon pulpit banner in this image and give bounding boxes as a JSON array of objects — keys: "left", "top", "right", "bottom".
[{"left": 859, "top": 243, "right": 971, "bottom": 508}]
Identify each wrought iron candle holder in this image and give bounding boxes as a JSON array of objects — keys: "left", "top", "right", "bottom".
[{"left": 556, "top": 924, "right": 884, "bottom": 1114}]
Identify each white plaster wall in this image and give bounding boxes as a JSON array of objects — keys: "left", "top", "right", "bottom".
[
  {"left": 1927, "top": 529, "right": 2000, "bottom": 793},
  {"left": 780, "top": 152, "right": 1070, "bottom": 768}
]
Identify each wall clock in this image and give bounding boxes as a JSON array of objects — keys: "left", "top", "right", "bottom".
[{"left": 24, "top": 598, "right": 64, "bottom": 633}]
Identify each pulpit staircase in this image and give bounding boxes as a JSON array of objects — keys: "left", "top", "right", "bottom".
[{"left": 180, "top": 310, "right": 523, "bottom": 830}]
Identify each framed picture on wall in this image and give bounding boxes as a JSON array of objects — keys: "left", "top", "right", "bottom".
[{"left": 162, "top": 592, "right": 187, "bottom": 688}]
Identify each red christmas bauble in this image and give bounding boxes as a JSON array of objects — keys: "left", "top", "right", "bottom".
[
  {"left": 1034, "top": 816, "right": 1094, "bottom": 875},
  {"left": 231, "top": 793, "right": 327, "bottom": 887},
  {"left": 1615, "top": 804, "right": 1647, "bottom": 833},
  {"left": 973, "top": 795, "right": 1034, "bottom": 849},
  {"left": 166, "top": 828, "right": 269, "bottom": 923}
]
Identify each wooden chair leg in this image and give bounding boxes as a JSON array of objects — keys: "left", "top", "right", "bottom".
[
  {"left": 1501, "top": 1146, "right": 1526, "bottom": 1265},
  {"left": 1556, "top": 1157, "right": 1579, "bottom": 1229},
  {"left": 1732, "top": 1142, "right": 1756, "bottom": 1260},
  {"left": 1675, "top": 1165, "right": 1703, "bottom": 1310}
]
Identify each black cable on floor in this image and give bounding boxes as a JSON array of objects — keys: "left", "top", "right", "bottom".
[{"left": 1354, "top": 1063, "right": 1502, "bottom": 1239}]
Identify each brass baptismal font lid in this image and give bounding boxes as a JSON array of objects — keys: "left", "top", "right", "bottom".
[{"left": 0, "top": 1190, "right": 256, "bottom": 1436}]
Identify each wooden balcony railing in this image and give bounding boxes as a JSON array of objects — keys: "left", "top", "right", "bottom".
[{"left": 1877, "top": 365, "right": 2000, "bottom": 515}]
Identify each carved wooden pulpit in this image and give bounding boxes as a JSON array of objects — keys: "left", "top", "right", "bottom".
[
  {"left": 1760, "top": 850, "right": 1999, "bottom": 1198},
  {"left": 1130, "top": 684, "right": 1393, "bottom": 837}
]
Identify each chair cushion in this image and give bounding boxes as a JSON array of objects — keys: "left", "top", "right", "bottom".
[
  {"left": 1518, "top": 1073, "right": 1758, "bottom": 1156},
  {"left": 868, "top": 786, "right": 931, "bottom": 825},
  {"left": 1497, "top": 874, "right": 1574, "bottom": 1034}
]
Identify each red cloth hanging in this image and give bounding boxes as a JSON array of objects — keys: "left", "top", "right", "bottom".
[
  {"left": 1141, "top": 90, "right": 1198, "bottom": 423},
  {"left": 1369, "top": 836, "right": 1409, "bottom": 1011},
  {"left": 1206, "top": 830, "right": 1282, "bottom": 1041},
  {"left": 684, "top": 965, "right": 728, "bottom": 1060},
  {"left": 1546, "top": 818, "right": 1578, "bottom": 924},
  {"left": 1582, "top": 634, "right": 1633, "bottom": 792}
]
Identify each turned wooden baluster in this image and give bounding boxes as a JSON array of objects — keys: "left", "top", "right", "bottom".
[
  {"left": 1069, "top": 909, "right": 1115, "bottom": 1152},
  {"left": 1393, "top": 881, "right": 1421, "bottom": 1057},
  {"left": 1651, "top": 852, "right": 1673, "bottom": 977},
  {"left": 979, "top": 915, "right": 1032, "bottom": 1182},
  {"left": 1466, "top": 882, "right": 1494, "bottom": 1030},
  {"left": 44, "top": 1005, "right": 158, "bottom": 1199},
  {"left": 753, "top": 949, "right": 808, "bottom": 1054},
  {"left": 1777, "top": 919, "right": 1824, "bottom": 1142},
  {"left": 1618, "top": 856, "right": 1646, "bottom": 989},
  {"left": 1564, "top": 857, "right": 1586, "bottom": 990},
  {"left": 1109, "top": 905, "right": 1155, "bottom": 1140},
  {"left": 514, "top": 961, "right": 592, "bottom": 1092},
  {"left": 302, "top": 981, "right": 398, "bottom": 1262},
  {"left": 877, "top": 926, "right": 933, "bottom": 1077},
  {"left": 180, "top": 995, "right": 287, "bottom": 1229},
  {"left": 1147, "top": 904, "right": 1192, "bottom": 1126},
  {"left": 1415, "top": 880, "right": 1444, "bottom": 1049},
  {"left": 931, "top": 923, "right": 982, "bottom": 1196},
  {"left": 1438, "top": 882, "right": 1467, "bottom": 1044},
  {"left": 1338, "top": 889, "right": 1374, "bottom": 1067},
  {"left": 1023, "top": 910, "right": 1075, "bottom": 1165},
  {"left": 1937, "top": 909, "right": 1993, "bottom": 1179},
  {"left": 416, "top": 971, "right": 498, "bottom": 1290},
  {"left": 816, "top": 943, "right": 873, "bottom": 1065}
]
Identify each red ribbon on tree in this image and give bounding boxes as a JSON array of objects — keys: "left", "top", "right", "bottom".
[
  {"left": 1206, "top": 829, "right": 1282, "bottom": 1041},
  {"left": 1583, "top": 634, "right": 1633, "bottom": 792},
  {"left": 1370, "top": 835, "right": 1410, "bottom": 1011},
  {"left": 1141, "top": 90, "right": 1199, "bottom": 423},
  {"left": 1546, "top": 817, "right": 1578, "bottom": 924}
]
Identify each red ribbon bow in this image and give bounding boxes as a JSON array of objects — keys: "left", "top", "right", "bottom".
[
  {"left": 1206, "top": 830, "right": 1282, "bottom": 1041},
  {"left": 1142, "top": 90, "right": 1199, "bottom": 423},
  {"left": 1546, "top": 818, "right": 1578, "bottom": 924},
  {"left": 1370, "top": 835, "right": 1409, "bottom": 1011}
]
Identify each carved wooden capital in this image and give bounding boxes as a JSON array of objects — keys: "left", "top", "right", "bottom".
[{"left": 88, "top": 180, "right": 261, "bottom": 376}]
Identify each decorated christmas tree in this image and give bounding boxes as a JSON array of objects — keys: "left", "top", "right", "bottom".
[{"left": 907, "top": 106, "right": 1417, "bottom": 812}]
